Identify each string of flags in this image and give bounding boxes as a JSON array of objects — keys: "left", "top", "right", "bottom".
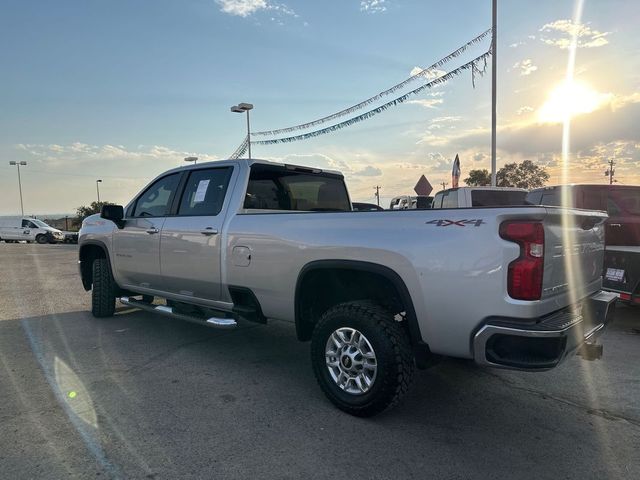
[
  {"left": 251, "top": 28, "right": 491, "bottom": 137},
  {"left": 229, "top": 29, "right": 492, "bottom": 158},
  {"left": 251, "top": 50, "right": 491, "bottom": 146}
]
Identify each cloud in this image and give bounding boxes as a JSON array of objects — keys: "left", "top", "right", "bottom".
[
  {"left": 430, "top": 116, "right": 461, "bottom": 124},
  {"left": 406, "top": 98, "right": 443, "bottom": 109},
  {"left": 13, "top": 143, "right": 219, "bottom": 171},
  {"left": 360, "top": 1, "right": 387, "bottom": 14},
  {"left": 443, "top": 97, "right": 640, "bottom": 158},
  {"left": 517, "top": 106, "right": 534, "bottom": 116},
  {"left": 215, "top": 0, "right": 296, "bottom": 18},
  {"left": 512, "top": 59, "right": 538, "bottom": 76},
  {"left": 410, "top": 67, "right": 447, "bottom": 80},
  {"left": 509, "top": 41, "right": 525, "bottom": 48},
  {"left": 353, "top": 166, "right": 382, "bottom": 176},
  {"left": 539, "top": 19, "right": 611, "bottom": 49}
]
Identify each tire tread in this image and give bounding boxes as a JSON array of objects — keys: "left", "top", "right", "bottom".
[{"left": 92, "top": 258, "right": 116, "bottom": 317}]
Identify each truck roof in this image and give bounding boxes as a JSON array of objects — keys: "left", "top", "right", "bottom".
[
  {"left": 161, "top": 158, "right": 343, "bottom": 178},
  {"left": 436, "top": 186, "right": 527, "bottom": 194}
]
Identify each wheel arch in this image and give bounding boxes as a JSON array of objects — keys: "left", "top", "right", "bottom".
[
  {"left": 294, "top": 260, "right": 430, "bottom": 365},
  {"left": 78, "top": 240, "right": 112, "bottom": 291}
]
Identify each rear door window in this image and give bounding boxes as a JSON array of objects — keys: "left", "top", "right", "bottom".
[
  {"left": 244, "top": 165, "right": 350, "bottom": 212},
  {"left": 178, "top": 168, "right": 233, "bottom": 216}
]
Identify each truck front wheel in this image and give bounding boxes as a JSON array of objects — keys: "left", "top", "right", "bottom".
[
  {"left": 91, "top": 258, "right": 116, "bottom": 317},
  {"left": 310, "top": 301, "right": 415, "bottom": 417}
]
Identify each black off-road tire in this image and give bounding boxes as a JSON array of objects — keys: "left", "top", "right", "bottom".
[
  {"left": 91, "top": 258, "right": 116, "bottom": 317},
  {"left": 36, "top": 234, "right": 47, "bottom": 244},
  {"left": 310, "top": 301, "right": 415, "bottom": 417}
]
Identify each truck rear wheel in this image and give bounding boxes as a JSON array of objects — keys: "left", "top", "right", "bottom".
[
  {"left": 310, "top": 301, "right": 414, "bottom": 417},
  {"left": 91, "top": 258, "right": 116, "bottom": 317}
]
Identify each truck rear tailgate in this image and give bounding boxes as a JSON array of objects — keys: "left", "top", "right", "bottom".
[{"left": 542, "top": 207, "right": 608, "bottom": 302}]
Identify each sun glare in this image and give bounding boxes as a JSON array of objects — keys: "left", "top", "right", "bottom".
[{"left": 538, "top": 80, "right": 610, "bottom": 124}]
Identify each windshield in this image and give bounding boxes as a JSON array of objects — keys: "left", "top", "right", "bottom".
[{"left": 31, "top": 219, "right": 50, "bottom": 228}]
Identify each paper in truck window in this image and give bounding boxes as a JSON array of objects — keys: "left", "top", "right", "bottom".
[
  {"left": 193, "top": 179, "right": 210, "bottom": 203},
  {"left": 605, "top": 268, "right": 625, "bottom": 283}
]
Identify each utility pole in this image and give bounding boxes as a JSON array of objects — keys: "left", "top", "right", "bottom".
[
  {"left": 605, "top": 158, "right": 616, "bottom": 185},
  {"left": 491, "top": 0, "right": 497, "bottom": 187},
  {"left": 374, "top": 186, "right": 381, "bottom": 206},
  {"left": 440, "top": 182, "right": 448, "bottom": 190}
]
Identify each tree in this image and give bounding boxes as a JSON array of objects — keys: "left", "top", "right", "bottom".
[
  {"left": 74, "top": 201, "right": 112, "bottom": 227},
  {"left": 465, "top": 161, "right": 549, "bottom": 189},
  {"left": 497, "top": 160, "right": 549, "bottom": 189},
  {"left": 464, "top": 169, "right": 491, "bottom": 186}
]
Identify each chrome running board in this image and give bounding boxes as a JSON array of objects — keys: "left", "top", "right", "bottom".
[{"left": 119, "top": 296, "right": 237, "bottom": 329}]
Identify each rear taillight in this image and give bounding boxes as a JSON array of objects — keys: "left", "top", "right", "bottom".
[{"left": 500, "top": 221, "right": 545, "bottom": 301}]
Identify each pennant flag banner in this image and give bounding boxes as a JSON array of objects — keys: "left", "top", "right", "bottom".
[
  {"left": 229, "top": 135, "right": 249, "bottom": 159},
  {"left": 252, "top": 50, "right": 491, "bottom": 147},
  {"left": 251, "top": 28, "right": 491, "bottom": 137}
]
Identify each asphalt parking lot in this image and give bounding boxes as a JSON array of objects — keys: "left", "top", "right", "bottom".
[{"left": 1, "top": 243, "right": 639, "bottom": 479}]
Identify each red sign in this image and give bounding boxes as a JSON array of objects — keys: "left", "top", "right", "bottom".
[{"left": 414, "top": 175, "right": 433, "bottom": 196}]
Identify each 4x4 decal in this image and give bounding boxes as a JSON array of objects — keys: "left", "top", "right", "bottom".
[{"left": 426, "top": 219, "right": 485, "bottom": 227}]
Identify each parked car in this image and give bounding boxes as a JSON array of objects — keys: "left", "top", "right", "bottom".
[
  {"left": 527, "top": 184, "right": 640, "bottom": 305},
  {"left": 389, "top": 195, "right": 433, "bottom": 210},
  {"left": 352, "top": 202, "right": 384, "bottom": 211},
  {"left": 78, "top": 159, "right": 616, "bottom": 416},
  {"left": 432, "top": 187, "right": 528, "bottom": 209},
  {"left": 63, "top": 231, "right": 79, "bottom": 244},
  {"left": 0, "top": 217, "right": 65, "bottom": 244},
  {"left": 389, "top": 195, "right": 412, "bottom": 210}
]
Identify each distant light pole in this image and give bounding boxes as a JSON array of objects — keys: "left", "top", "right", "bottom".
[
  {"left": 96, "top": 179, "right": 103, "bottom": 203},
  {"left": 230, "top": 103, "right": 254, "bottom": 159},
  {"left": 490, "top": 0, "right": 497, "bottom": 186},
  {"left": 184, "top": 156, "right": 198, "bottom": 165},
  {"left": 9, "top": 161, "right": 27, "bottom": 216}
]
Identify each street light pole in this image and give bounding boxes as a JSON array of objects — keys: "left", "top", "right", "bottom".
[
  {"left": 231, "top": 103, "right": 254, "bottom": 159},
  {"left": 96, "top": 179, "right": 102, "bottom": 203},
  {"left": 184, "top": 156, "right": 198, "bottom": 166},
  {"left": 490, "top": 0, "right": 498, "bottom": 187},
  {"left": 246, "top": 108, "right": 252, "bottom": 159},
  {"left": 9, "top": 161, "right": 27, "bottom": 216}
]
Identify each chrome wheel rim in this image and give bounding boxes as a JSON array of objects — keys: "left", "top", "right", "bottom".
[{"left": 325, "top": 327, "right": 377, "bottom": 395}]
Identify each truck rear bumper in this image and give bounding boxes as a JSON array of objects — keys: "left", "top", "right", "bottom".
[{"left": 473, "top": 290, "right": 617, "bottom": 370}]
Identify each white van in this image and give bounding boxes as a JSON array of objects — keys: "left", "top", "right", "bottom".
[{"left": 0, "top": 217, "right": 65, "bottom": 244}]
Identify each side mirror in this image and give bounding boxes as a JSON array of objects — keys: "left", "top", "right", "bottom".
[{"left": 101, "top": 205, "right": 125, "bottom": 228}]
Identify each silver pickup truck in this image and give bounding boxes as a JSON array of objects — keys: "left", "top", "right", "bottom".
[{"left": 78, "top": 159, "right": 616, "bottom": 416}]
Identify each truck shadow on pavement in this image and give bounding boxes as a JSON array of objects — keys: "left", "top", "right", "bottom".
[{"left": 1, "top": 306, "right": 638, "bottom": 480}]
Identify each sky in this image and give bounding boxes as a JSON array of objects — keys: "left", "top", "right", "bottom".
[{"left": 0, "top": 0, "right": 638, "bottom": 215}]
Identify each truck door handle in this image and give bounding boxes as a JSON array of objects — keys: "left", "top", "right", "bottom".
[
  {"left": 146, "top": 227, "right": 159, "bottom": 234},
  {"left": 201, "top": 227, "right": 219, "bottom": 236}
]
